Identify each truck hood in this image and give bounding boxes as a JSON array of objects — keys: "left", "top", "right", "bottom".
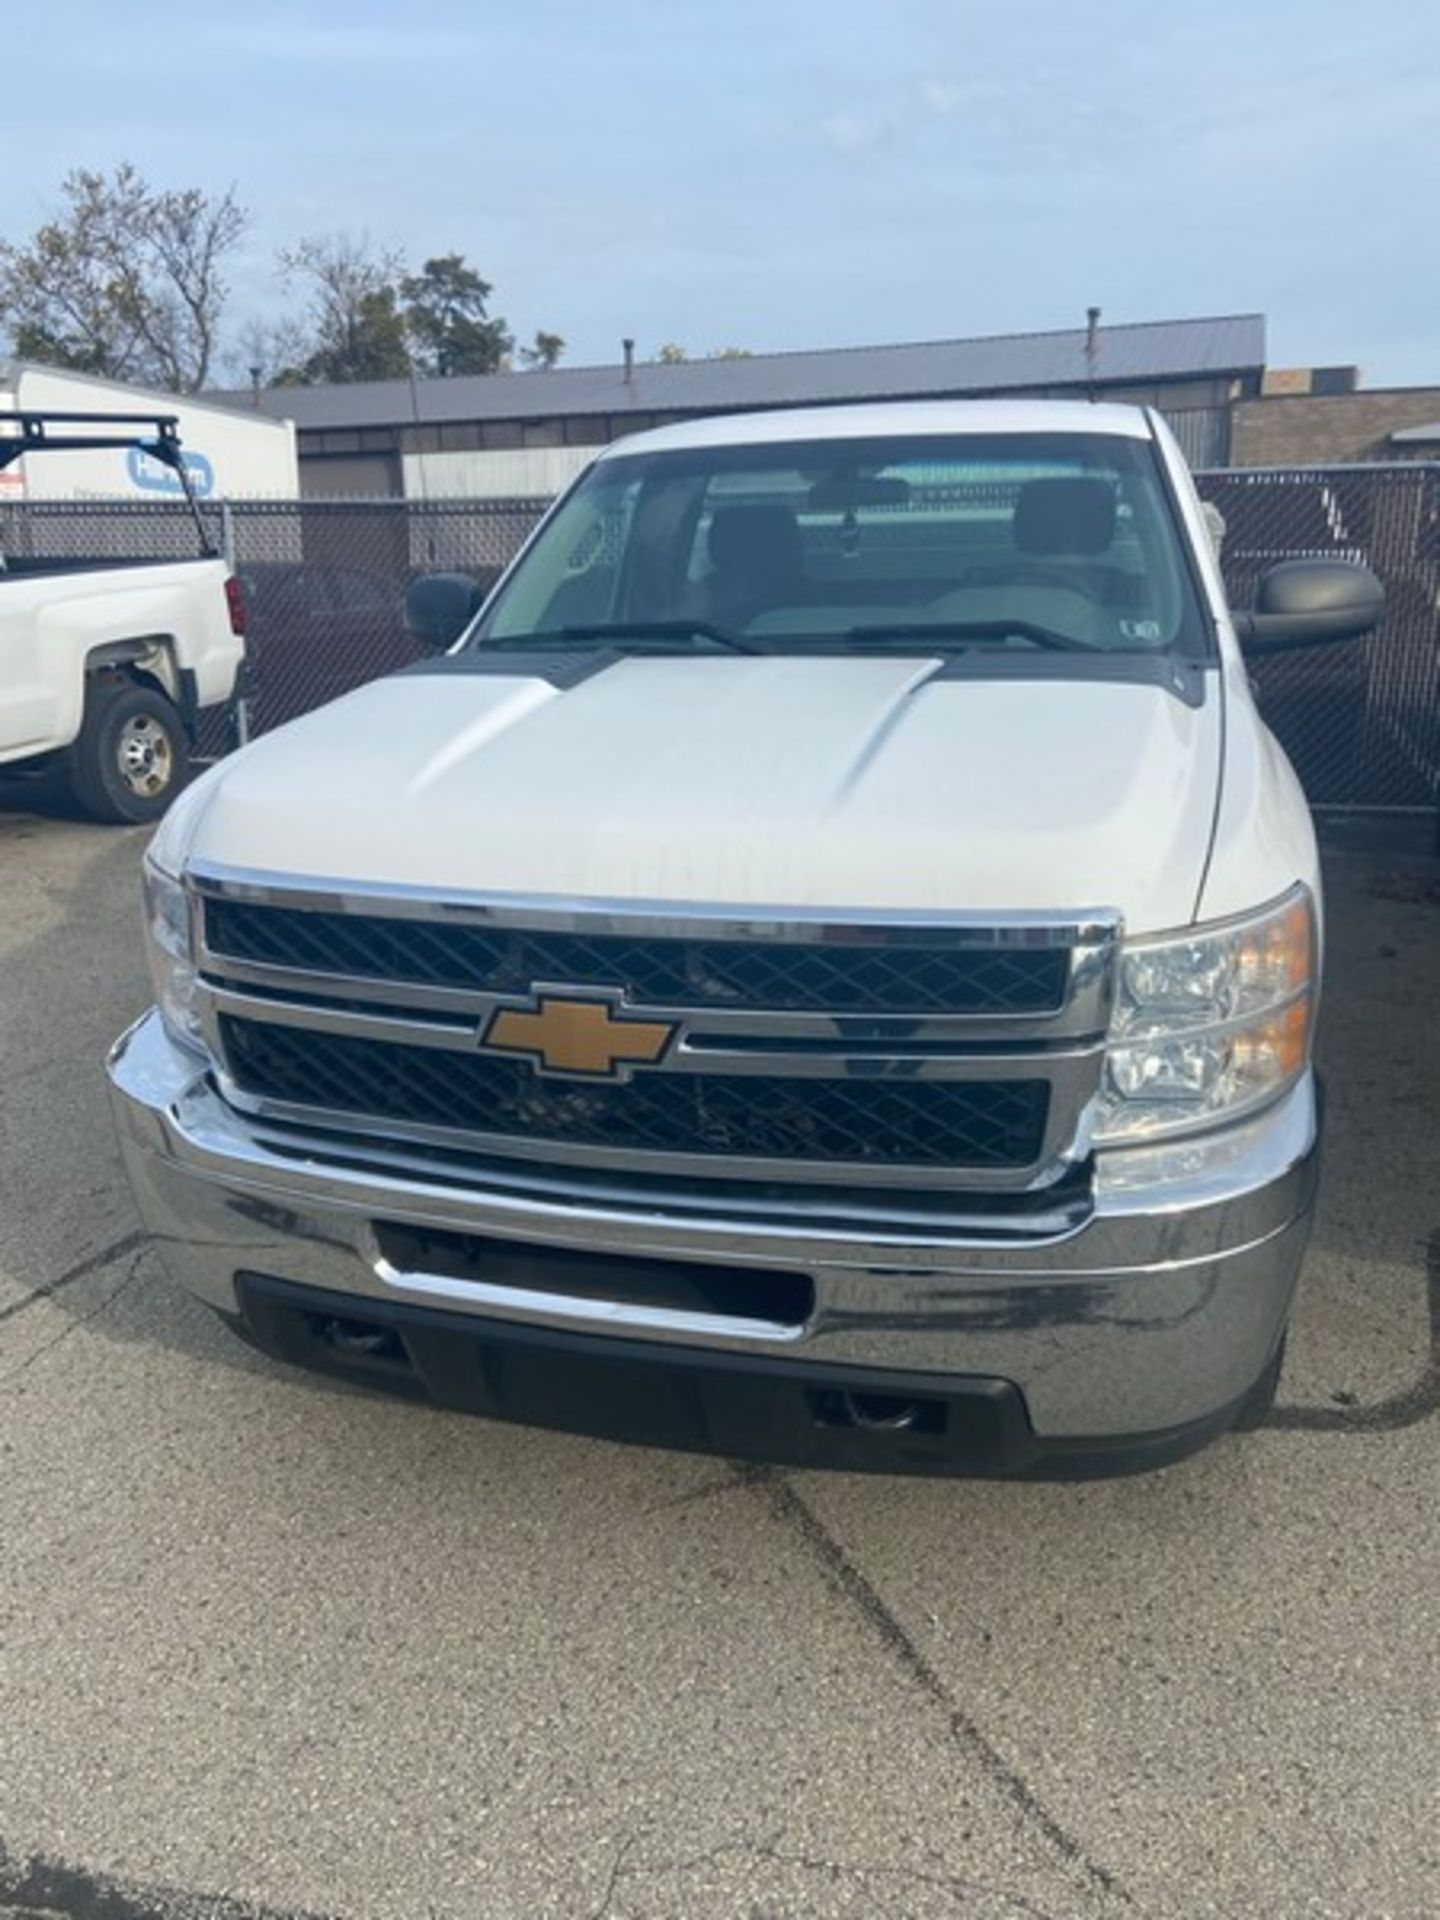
[{"left": 180, "top": 656, "right": 1222, "bottom": 935}]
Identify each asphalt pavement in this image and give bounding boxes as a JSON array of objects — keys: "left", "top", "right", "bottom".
[{"left": 0, "top": 799, "right": 1435, "bottom": 1920}]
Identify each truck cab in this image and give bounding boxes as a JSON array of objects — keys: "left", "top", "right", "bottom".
[{"left": 107, "top": 400, "right": 1383, "bottom": 1472}]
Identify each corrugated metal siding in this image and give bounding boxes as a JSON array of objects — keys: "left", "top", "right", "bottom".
[
  {"left": 402, "top": 410, "right": 1236, "bottom": 499},
  {"left": 300, "top": 453, "right": 400, "bottom": 498},
  {"left": 1160, "top": 405, "right": 1232, "bottom": 469},
  {"left": 401, "top": 446, "right": 596, "bottom": 500}
]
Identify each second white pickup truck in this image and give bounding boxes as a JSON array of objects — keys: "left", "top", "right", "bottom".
[
  {"left": 108, "top": 399, "right": 1384, "bottom": 1475},
  {"left": 1, "top": 412, "right": 246, "bottom": 822}
]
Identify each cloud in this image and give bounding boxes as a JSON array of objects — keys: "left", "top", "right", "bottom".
[
  {"left": 818, "top": 112, "right": 889, "bottom": 155},
  {"left": 918, "top": 79, "right": 973, "bottom": 116}
]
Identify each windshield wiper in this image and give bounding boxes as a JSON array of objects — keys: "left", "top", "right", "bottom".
[
  {"left": 843, "top": 620, "right": 1095, "bottom": 654},
  {"left": 498, "top": 621, "right": 769, "bottom": 657}
]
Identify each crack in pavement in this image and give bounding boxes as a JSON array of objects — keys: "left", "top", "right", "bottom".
[
  {"left": 582, "top": 1832, "right": 637, "bottom": 1920},
  {"left": 593, "top": 1830, "right": 1080, "bottom": 1918},
  {"left": 746, "top": 1469, "right": 1132, "bottom": 1909},
  {"left": 0, "top": 1230, "right": 149, "bottom": 1330},
  {"left": 0, "top": 1255, "right": 146, "bottom": 1387},
  {"left": 609, "top": 1231, "right": 1440, "bottom": 1910},
  {"left": 640, "top": 1459, "right": 774, "bottom": 1514}
]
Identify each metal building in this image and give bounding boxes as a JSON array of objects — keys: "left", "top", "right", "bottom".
[{"left": 210, "top": 313, "right": 1265, "bottom": 498}]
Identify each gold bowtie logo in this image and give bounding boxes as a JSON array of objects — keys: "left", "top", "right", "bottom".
[{"left": 480, "top": 993, "right": 676, "bottom": 1080}]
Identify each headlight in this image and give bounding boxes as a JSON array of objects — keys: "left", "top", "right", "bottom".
[
  {"left": 142, "top": 854, "right": 205, "bottom": 1054},
  {"left": 1093, "top": 887, "right": 1314, "bottom": 1145}
]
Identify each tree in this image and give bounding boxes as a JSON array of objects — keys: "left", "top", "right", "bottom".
[
  {"left": 518, "top": 329, "right": 565, "bottom": 370},
  {"left": 0, "top": 164, "right": 247, "bottom": 391},
  {"left": 278, "top": 234, "right": 413, "bottom": 383},
  {"left": 139, "top": 183, "right": 250, "bottom": 391},
  {"left": 652, "top": 344, "right": 750, "bottom": 365},
  {"left": 239, "top": 235, "right": 557, "bottom": 389},
  {"left": 227, "top": 314, "right": 316, "bottom": 390},
  {"left": 400, "top": 253, "right": 511, "bottom": 377}
]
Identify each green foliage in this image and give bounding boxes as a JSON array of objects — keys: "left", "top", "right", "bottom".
[
  {"left": 0, "top": 164, "right": 247, "bottom": 391},
  {"left": 401, "top": 253, "right": 513, "bottom": 377},
  {"left": 652, "top": 344, "right": 752, "bottom": 365},
  {"left": 278, "top": 235, "right": 413, "bottom": 383},
  {"left": 1, "top": 170, "right": 566, "bottom": 394},
  {"left": 519, "top": 329, "right": 565, "bottom": 370}
]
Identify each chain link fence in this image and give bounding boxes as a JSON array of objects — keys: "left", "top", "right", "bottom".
[
  {"left": 4, "top": 469, "right": 1437, "bottom": 815},
  {"left": 1198, "top": 465, "right": 1439, "bottom": 811},
  {"left": 0, "top": 496, "right": 547, "bottom": 759}
]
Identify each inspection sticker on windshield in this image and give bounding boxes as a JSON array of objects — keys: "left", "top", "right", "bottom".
[{"left": 1119, "top": 619, "right": 1162, "bottom": 641}]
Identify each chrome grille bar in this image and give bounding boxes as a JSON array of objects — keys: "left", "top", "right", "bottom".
[{"left": 188, "top": 862, "right": 1122, "bottom": 1192}]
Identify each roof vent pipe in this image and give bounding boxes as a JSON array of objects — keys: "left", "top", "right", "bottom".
[
  {"left": 622, "top": 338, "right": 635, "bottom": 385},
  {"left": 1085, "top": 307, "right": 1101, "bottom": 401}
]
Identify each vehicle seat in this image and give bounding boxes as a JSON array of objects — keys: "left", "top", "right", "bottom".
[
  {"left": 705, "top": 504, "right": 803, "bottom": 625},
  {"left": 1012, "top": 477, "right": 1116, "bottom": 557}
]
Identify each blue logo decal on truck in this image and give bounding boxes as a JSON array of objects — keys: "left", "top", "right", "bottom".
[{"left": 126, "top": 445, "right": 216, "bottom": 497}]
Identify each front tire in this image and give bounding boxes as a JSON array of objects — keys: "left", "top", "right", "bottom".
[{"left": 65, "top": 678, "right": 191, "bottom": 825}]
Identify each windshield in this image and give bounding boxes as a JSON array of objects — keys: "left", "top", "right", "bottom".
[{"left": 472, "top": 432, "right": 1209, "bottom": 657}]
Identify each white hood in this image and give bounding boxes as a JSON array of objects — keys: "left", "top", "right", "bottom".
[{"left": 181, "top": 656, "right": 1222, "bottom": 935}]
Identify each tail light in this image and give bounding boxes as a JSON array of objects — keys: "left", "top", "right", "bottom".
[{"left": 224, "top": 574, "right": 248, "bottom": 637}]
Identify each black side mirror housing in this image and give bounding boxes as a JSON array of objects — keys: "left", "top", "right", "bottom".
[
  {"left": 405, "top": 572, "right": 485, "bottom": 651},
  {"left": 1234, "top": 558, "right": 1384, "bottom": 657}
]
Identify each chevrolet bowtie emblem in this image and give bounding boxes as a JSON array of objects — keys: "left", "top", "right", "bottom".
[{"left": 479, "top": 993, "right": 676, "bottom": 1080}]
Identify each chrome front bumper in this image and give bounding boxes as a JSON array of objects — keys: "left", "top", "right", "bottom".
[{"left": 108, "top": 1009, "right": 1318, "bottom": 1440}]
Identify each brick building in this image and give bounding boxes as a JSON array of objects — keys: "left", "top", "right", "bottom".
[{"left": 1232, "top": 385, "right": 1440, "bottom": 466}]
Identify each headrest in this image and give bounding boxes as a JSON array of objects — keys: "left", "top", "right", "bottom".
[
  {"left": 1013, "top": 478, "right": 1116, "bottom": 555},
  {"left": 708, "top": 504, "right": 802, "bottom": 574}
]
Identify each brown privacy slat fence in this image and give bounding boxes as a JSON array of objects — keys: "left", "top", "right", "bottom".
[{"left": 3, "top": 467, "right": 1437, "bottom": 814}]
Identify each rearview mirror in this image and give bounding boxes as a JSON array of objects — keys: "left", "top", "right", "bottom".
[
  {"left": 404, "top": 572, "right": 485, "bottom": 651},
  {"left": 1234, "top": 558, "right": 1384, "bottom": 656}
]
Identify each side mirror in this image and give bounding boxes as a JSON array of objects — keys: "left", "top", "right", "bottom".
[
  {"left": 404, "top": 572, "right": 485, "bottom": 651},
  {"left": 1234, "top": 558, "right": 1384, "bottom": 657}
]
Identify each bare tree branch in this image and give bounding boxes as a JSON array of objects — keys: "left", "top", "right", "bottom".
[
  {"left": 277, "top": 232, "right": 412, "bottom": 382},
  {"left": 0, "top": 164, "right": 249, "bottom": 391}
]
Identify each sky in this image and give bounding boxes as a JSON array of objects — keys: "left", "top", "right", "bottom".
[{"left": 5, "top": 1, "right": 1438, "bottom": 385}]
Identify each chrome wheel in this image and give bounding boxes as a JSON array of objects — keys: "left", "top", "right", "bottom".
[{"left": 116, "top": 713, "right": 174, "bottom": 799}]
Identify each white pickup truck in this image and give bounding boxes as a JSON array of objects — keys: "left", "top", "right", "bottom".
[
  {"left": 108, "top": 400, "right": 1384, "bottom": 1475},
  {"left": 1, "top": 412, "right": 246, "bottom": 822}
]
